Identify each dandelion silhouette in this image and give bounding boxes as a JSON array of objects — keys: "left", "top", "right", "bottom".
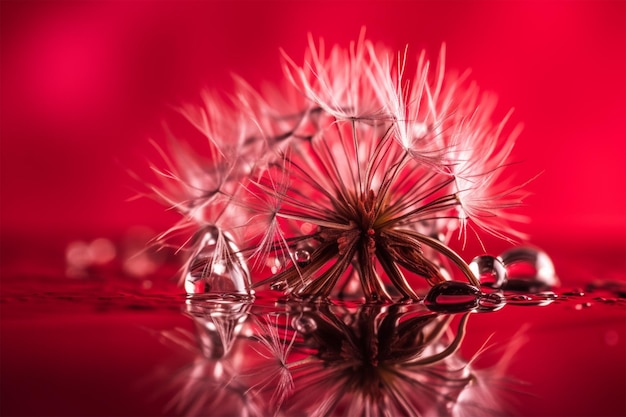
[{"left": 146, "top": 31, "right": 529, "bottom": 302}]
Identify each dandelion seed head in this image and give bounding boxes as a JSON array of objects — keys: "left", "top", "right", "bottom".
[{"left": 145, "top": 31, "right": 532, "bottom": 301}]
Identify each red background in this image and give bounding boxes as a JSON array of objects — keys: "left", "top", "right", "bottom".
[
  {"left": 0, "top": 2, "right": 625, "bottom": 416},
  {"left": 1, "top": 0, "right": 624, "bottom": 251}
]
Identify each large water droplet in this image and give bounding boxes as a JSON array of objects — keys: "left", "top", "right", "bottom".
[
  {"left": 294, "top": 249, "right": 312, "bottom": 268},
  {"left": 469, "top": 255, "right": 507, "bottom": 289},
  {"left": 424, "top": 281, "right": 481, "bottom": 313},
  {"left": 499, "top": 247, "right": 559, "bottom": 292},
  {"left": 184, "top": 226, "right": 252, "bottom": 297}
]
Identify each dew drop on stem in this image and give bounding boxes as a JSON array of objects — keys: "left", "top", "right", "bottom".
[
  {"left": 469, "top": 255, "right": 508, "bottom": 290},
  {"left": 424, "top": 281, "right": 481, "bottom": 313},
  {"left": 294, "top": 249, "right": 312, "bottom": 268}
]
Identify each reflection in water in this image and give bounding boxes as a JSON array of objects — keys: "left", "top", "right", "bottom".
[
  {"left": 156, "top": 300, "right": 262, "bottom": 416},
  {"left": 185, "top": 299, "right": 251, "bottom": 359},
  {"left": 285, "top": 304, "right": 474, "bottom": 417},
  {"left": 156, "top": 298, "right": 525, "bottom": 417}
]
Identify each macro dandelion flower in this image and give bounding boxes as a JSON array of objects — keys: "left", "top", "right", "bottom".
[{"left": 147, "top": 32, "right": 530, "bottom": 302}]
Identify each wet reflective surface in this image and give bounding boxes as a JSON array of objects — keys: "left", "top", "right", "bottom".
[{"left": 1, "top": 264, "right": 625, "bottom": 417}]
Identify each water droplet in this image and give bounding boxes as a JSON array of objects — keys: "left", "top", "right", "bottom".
[
  {"left": 293, "top": 315, "right": 317, "bottom": 334},
  {"left": 575, "top": 302, "right": 592, "bottom": 310},
  {"left": 184, "top": 226, "right": 252, "bottom": 297},
  {"left": 507, "top": 293, "right": 555, "bottom": 306},
  {"left": 424, "top": 281, "right": 481, "bottom": 313},
  {"left": 477, "top": 292, "right": 506, "bottom": 312},
  {"left": 294, "top": 249, "right": 312, "bottom": 268},
  {"left": 469, "top": 255, "right": 507, "bottom": 289},
  {"left": 563, "top": 289, "right": 585, "bottom": 297},
  {"left": 537, "top": 291, "right": 558, "bottom": 299},
  {"left": 499, "top": 247, "right": 559, "bottom": 292},
  {"left": 270, "top": 280, "right": 288, "bottom": 291}
]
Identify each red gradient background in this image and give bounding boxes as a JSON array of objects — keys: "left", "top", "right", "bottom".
[
  {"left": 1, "top": 1, "right": 625, "bottom": 416},
  {"left": 2, "top": 0, "right": 625, "bottom": 248}
]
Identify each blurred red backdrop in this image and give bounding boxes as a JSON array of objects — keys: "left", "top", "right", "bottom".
[
  {"left": 1, "top": 0, "right": 624, "bottom": 275},
  {"left": 0, "top": 3, "right": 625, "bottom": 417}
]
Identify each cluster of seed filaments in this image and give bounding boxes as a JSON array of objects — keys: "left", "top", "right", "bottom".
[{"left": 272, "top": 187, "right": 445, "bottom": 301}]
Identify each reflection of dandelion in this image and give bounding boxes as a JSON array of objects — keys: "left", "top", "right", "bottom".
[
  {"left": 153, "top": 305, "right": 301, "bottom": 417},
  {"left": 451, "top": 327, "right": 530, "bottom": 417},
  {"left": 150, "top": 300, "right": 527, "bottom": 417},
  {"left": 145, "top": 31, "right": 530, "bottom": 301},
  {"left": 282, "top": 304, "right": 516, "bottom": 417},
  {"left": 283, "top": 305, "right": 464, "bottom": 416},
  {"left": 246, "top": 313, "right": 298, "bottom": 412},
  {"left": 185, "top": 299, "right": 251, "bottom": 359},
  {"left": 152, "top": 326, "right": 264, "bottom": 417}
]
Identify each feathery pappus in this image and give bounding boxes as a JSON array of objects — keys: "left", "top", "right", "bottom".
[{"left": 144, "top": 31, "right": 530, "bottom": 302}]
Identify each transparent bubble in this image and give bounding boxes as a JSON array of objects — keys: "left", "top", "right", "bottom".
[
  {"left": 294, "top": 249, "right": 311, "bottom": 267},
  {"left": 424, "top": 281, "right": 481, "bottom": 313},
  {"left": 184, "top": 226, "right": 252, "bottom": 297},
  {"left": 499, "top": 247, "right": 559, "bottom": 292},
  {"left": 477, "top": 292, "right": 506, "bottom": 312},
  {"left": 270, "top": 280, "right": 288, "bottom": 291},
  {"left": 293, "top": 315, "right": 318, "bottom": 335},
  {"left": 469, "top": 255, "right": 508, "bottom": 289}
]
